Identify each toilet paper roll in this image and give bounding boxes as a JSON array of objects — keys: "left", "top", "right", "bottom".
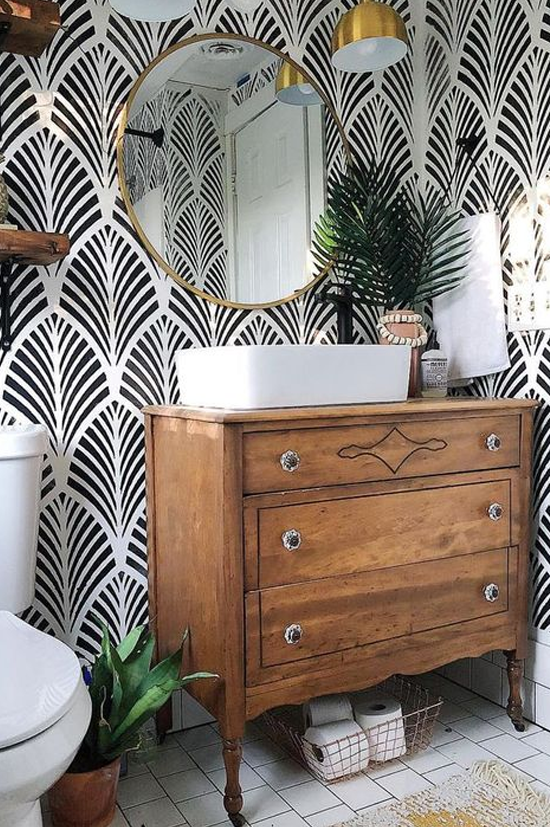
[
  {"left": 303, "top": 694, "right": 353, "bottom": 729},
  {"left": 354, "top": 695, "right": 407, "bottom": 763},
  {"left": 304, "top": 719, "right": 370, "bottom": 781}
]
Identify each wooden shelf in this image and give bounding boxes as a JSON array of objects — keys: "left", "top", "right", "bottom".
[
  {"left": 0, "top": 1, "right": 61, "bottom": 58},
  {"left": 0, "top": 229, "right": 70, "bottom": 266}
]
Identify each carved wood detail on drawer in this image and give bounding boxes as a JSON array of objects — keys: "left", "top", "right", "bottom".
[
  {"left": 337, "top": 428, "right": 448, "bottom": 472},
  {"left": 247, "top": 479, "right": 512, "bottom": 589},
  {"left": 243, "top": 416, "right": 521, "bottom": 494}
]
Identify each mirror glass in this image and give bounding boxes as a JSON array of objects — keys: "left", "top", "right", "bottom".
[{"left": 119, "top": 35, "right": 346, "bottom": 307}]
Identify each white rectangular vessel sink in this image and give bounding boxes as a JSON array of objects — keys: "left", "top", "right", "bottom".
[{"left": 177, "top": 345, "right": 411, "bottom": 410}]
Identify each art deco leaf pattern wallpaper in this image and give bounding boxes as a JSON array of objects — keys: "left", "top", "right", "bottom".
[
  {"left": 126, "top": 85, "right": 230, "bottom": 299},
  {"left": 0, "top": 1, "right": 549, "bottom": 690}
]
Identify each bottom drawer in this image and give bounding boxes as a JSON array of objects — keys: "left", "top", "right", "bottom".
[{"left": 252, "top": 548, "right": 509, "bottom": 668}]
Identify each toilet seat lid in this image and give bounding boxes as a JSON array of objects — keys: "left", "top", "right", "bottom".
[{"left": 0, "top": 612, "right": 84, "bottom": 749}]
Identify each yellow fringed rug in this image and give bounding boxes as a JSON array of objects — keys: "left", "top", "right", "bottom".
[{"left": 339, "top": 762, "right": 550, "bottom": 827}]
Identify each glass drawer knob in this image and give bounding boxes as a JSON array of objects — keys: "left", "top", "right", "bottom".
[
  {"left": 282, "top": 529, "right": 302, "bottom": 551},
  {"left": 488, "top": 503, "right": 504, "bottom": 521},
  {"left": 280, "top": 450, "right": 301, "bottom": 473},
  {"left": 284, "top": 624, "right": 303, "bottom": 645},
  {"left": 484, "top": 583, "right": 500, "bottom": 603},
  {"left": 486, "top": 434, "right": 502, "bottom": 452}
]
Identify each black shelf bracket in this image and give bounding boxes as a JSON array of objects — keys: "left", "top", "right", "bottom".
[
  {"left": 0, "top": 21, "right": 12, "bottom": 51},
  {"left": 1, "top": 257, "right": 16, "bottom": 352}
]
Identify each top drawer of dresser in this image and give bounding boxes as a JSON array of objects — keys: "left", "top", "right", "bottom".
[{"left": 243, "top": 415, "right": 520, "bottom": 494}]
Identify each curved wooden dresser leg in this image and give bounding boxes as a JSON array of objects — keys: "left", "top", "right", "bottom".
[
  {"left": 223, "top": 738, "right": 244, "bottom": 825},
  {"left": 505, "top": 650, "right": 525, "bottom": 732}
]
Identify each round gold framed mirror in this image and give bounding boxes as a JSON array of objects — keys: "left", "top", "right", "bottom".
[{"left": 117, "top": 33, "right": 350, "bottom": 309}]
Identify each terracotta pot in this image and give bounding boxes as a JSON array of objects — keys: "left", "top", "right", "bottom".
[
  {"left": 48, "top": 758, "right": 121, "bottom": 827},
  {"left": 379, "top": 309, "right": 423, "bottom": 398}
]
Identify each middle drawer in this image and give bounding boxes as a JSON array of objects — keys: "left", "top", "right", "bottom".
[{"left": 247, "top": 480, "right": 511, "bottom": 589}]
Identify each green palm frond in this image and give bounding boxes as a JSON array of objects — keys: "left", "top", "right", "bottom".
[{"left": 313, "top": 159, "right": 469, "bottom": 309}]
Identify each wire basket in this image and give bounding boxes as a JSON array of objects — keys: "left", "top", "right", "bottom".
[{"left": 259, "top": 676, "right": 443, "bottom": 783}]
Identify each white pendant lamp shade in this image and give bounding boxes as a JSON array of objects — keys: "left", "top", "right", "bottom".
[
  {"left": 110, "top": 0, "right": 195, "bottom": 22},
  {"left": 276, "top": 63, "right": 323, "bottom": 107},
  {"left": 226, "top": 0, "right": 262, "bottom": 12},
  {"left": 332, "top": 0, "right": 408, "bottom": 72}
]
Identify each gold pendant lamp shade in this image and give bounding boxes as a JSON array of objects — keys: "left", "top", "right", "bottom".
[
  {"left": 332, "top": 0, "right": 408, "bottom": 72},
  {"left": 275, "top": 63, "right": 323, "bottom": 106}
]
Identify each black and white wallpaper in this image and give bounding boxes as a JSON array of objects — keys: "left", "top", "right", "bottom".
[
  {"left": 126, "top": 84, "right": 229, "bottom": 299},
  {"left": 163, "top": 86, "right": 228, "bottom": 298},
  {"left": 125, "top": 90, "right": 166, "bottom": 206},
  {"left": 422, "top": 0, "right": 550, "bottom": 634},
  {"left": 0, "top": 0, "right": 549, "bottom": 691}
]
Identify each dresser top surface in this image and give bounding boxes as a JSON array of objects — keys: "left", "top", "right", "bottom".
[{"left": 144, "top": 397, "right": 538, "bottom": 424}]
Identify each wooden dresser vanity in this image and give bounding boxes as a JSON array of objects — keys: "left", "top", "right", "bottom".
[{"left": 145, "top": 398, "right": 536, "bottom": 825}]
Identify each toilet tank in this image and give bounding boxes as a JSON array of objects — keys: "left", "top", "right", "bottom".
[{"left": 0, "top": 425, "right": 48, "bottom": 613}]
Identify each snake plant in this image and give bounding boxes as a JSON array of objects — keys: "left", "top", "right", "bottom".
[
  {"left": 313, "top": 159, "right": 469, "bottom": 310},
  {"left": 72, "top": 622, "right": 215, "bottom": 771}
]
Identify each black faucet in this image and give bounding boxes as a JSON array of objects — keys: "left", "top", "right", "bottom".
[{"left": 315, "top": 284, "right": 354, "bottom": 344}]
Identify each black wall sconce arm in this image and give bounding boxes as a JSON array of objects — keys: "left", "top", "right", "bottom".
[
  {"left": 456, "top": 134, "right": 502, "bottom": 215},
  {"left": 125, "top": 127, "right": 165, "bottom": 149}
]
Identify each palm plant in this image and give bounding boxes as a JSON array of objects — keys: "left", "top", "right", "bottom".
[
  {"left": 313, "top": 160, "right": 469, "bottom": 309},
  {"left": 73, "top": 622, "right": 215, "bottom": 772}
]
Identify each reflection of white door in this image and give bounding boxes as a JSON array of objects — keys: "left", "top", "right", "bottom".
[{"left": 234, "top": 104, "right": 310, "bottom": 304}]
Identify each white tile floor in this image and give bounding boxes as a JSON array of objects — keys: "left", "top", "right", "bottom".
[{"left": 41, "top": 675, "right": 550, "bottom": 827}]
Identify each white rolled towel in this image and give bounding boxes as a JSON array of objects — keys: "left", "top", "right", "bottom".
[
  {"left": 303, "top": 694, "right": 354, "bottom": 729},
  {"left": 304, "top": 719, "right": 370, "bottom": 781},
  {"left": 354, "top": 694, "right": 407, "bottom": 762}
]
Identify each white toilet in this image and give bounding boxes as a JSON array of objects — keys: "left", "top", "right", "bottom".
[{"left": 0, "top": 425, "right": 92, "bottom": 827}]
